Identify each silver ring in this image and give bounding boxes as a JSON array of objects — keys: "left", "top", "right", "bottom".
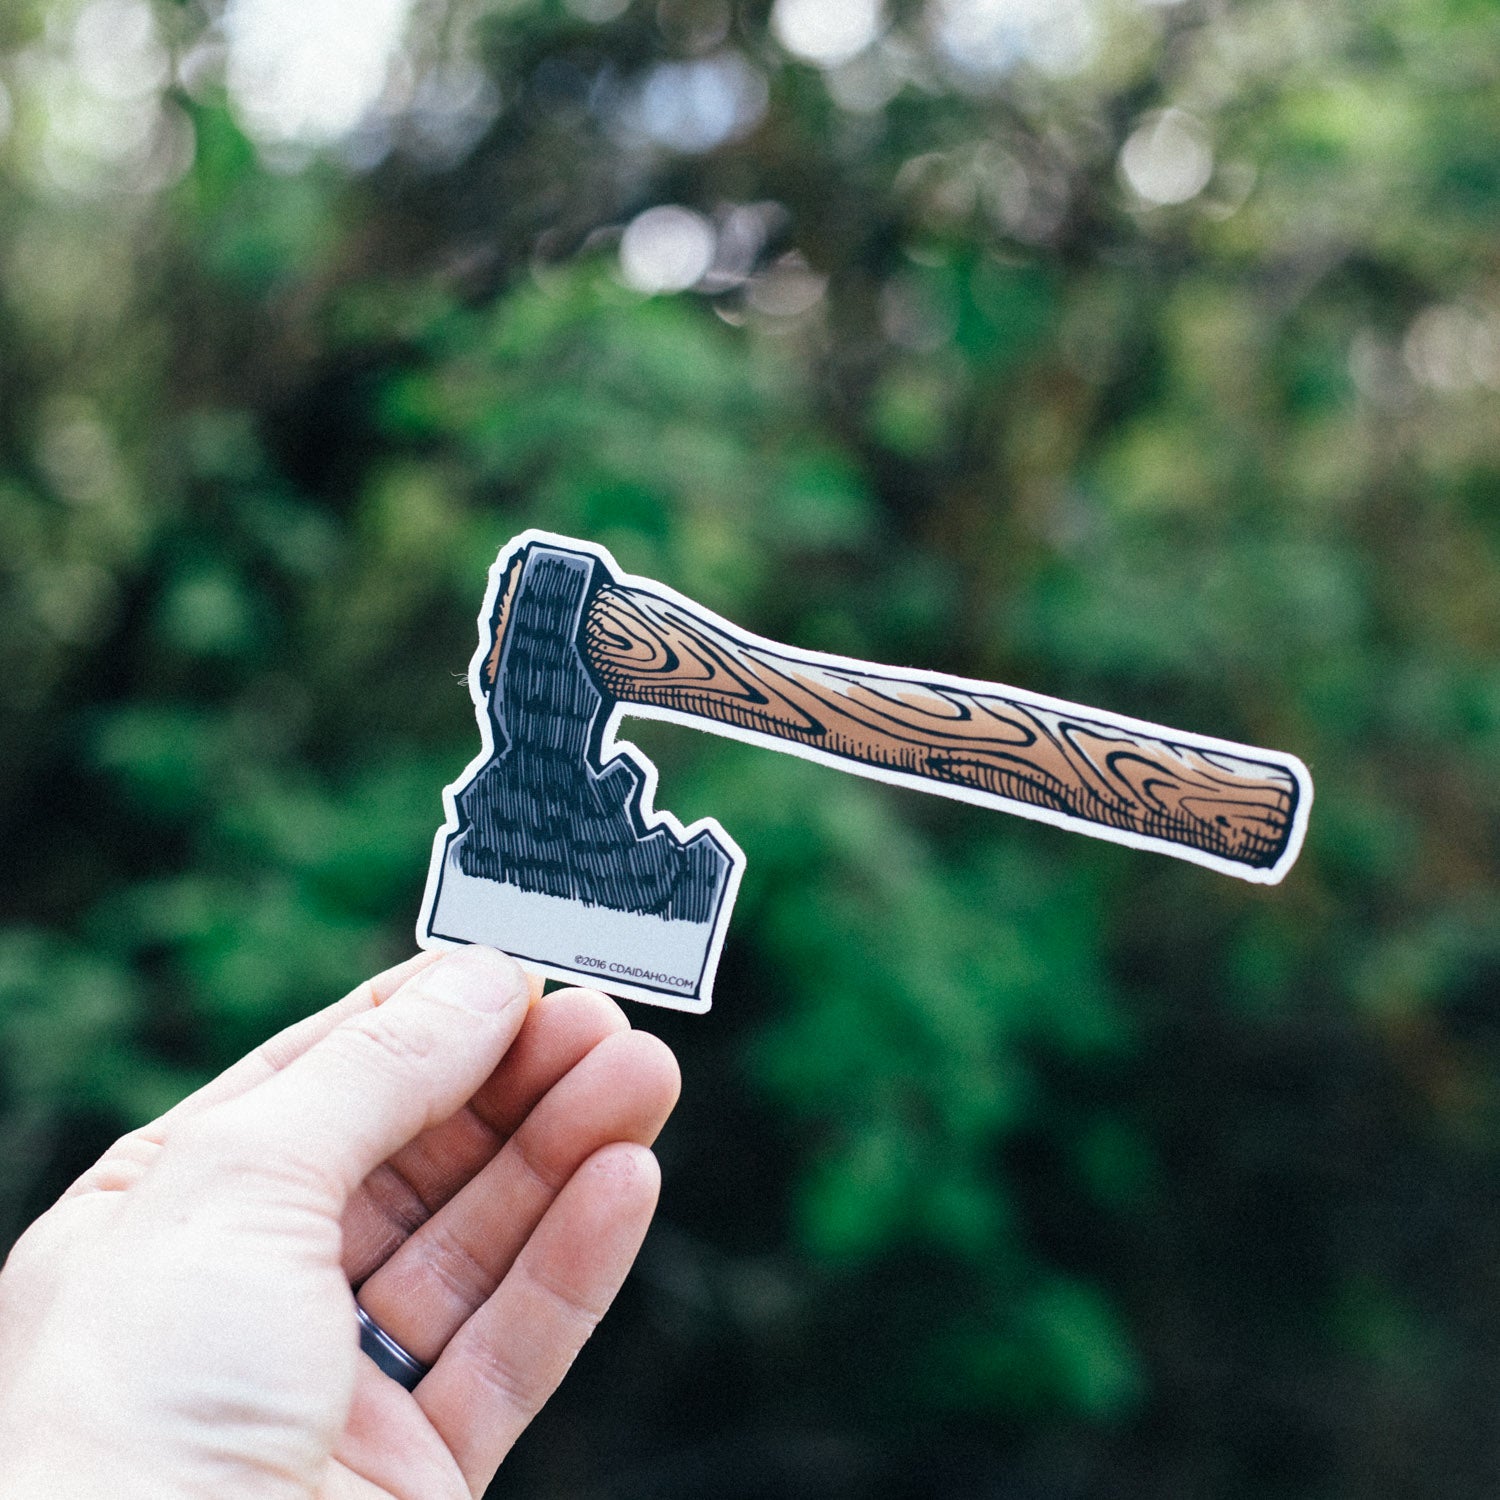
[{"left": 355, "top": 1302, "right": 430, "bottom": 1391}]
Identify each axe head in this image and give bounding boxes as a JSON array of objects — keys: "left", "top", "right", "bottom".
[{"left": 418, "top": 534, "right": 743, "bottom": 1012}]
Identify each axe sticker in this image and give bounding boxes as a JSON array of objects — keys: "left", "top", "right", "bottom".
[{"left": 417, "top": 530, "right": 1312, "bottom": 1012}]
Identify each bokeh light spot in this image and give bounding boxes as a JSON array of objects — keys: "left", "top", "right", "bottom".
[
  {"left": 930, "top": 0, "right": 1097, "bottom": 80},
  {"left": 37, "top": 398, "right": 123, "bottom": 505},
  {"left": 1403, "top": 304, "right": 1500, "bottom": 392},
  {"left": 825, "top": 48, "right": 903, "bottom": 114},
  {"left": 620, "top": 52, "right": 768, "bottom": 153},
  {"left": 619, "top": 205, "right": 717, "bottom": 293},
  {"left": 224, "top": 0, "right": 416, "bottom": 146},
  {"left": 1119, "top": 108, "right": 1213, "bottom": 205},
  {"left": 746, "top": 253, "right": 826, "bottom": 318},
  {"left": 74, "top": 0, "right": 169, "bottom": 101},
  {"left": 771, "top": 0, "right": 884, "bottom": 67}
]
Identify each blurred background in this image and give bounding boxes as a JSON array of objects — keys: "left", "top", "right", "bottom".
[{"left": 3, "top": 0, "right": 1500, "bottom": 1494}]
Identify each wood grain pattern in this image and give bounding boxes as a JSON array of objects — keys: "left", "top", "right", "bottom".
[{"left": 580, "top": 582, "right": 1300, "bottom": 870}]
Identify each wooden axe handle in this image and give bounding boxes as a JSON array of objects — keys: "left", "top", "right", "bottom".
[{"left": 574, "top": 579, "right": 1300, "bottom": 873}]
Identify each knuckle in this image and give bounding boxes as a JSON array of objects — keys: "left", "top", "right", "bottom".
[
  {"left": 469, "top": 1341, "right": 547, "bottom": 1414},
  {"left": 510, "top": 1128, "right": 568, "bottom": 1197},
  {"left": 362, "top": 1161, "right": 432, "bottom": 1241},
  {"left": 525, "top": 1256, "right": 610, "bottom": 1332},
  {"left": 108, "top": 1123, "right": 165, "bottom": 1157},
  {"left": 419, "top": 1219, "right": 493, "bottom": 1307},
  {"left": 65, "top": 1127, "right": 166, "bottom": 1196},
  {"left": 333, "top": 1009, "right": 442, "bottom": 1077}
]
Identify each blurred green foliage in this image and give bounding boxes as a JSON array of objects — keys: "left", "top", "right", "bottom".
[{"left": 3, "top": 0, "right": 1500, "bottom": 1494}]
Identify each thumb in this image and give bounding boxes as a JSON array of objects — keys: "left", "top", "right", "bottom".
[{"left": 166, "top": 946, "right": 531, "bottom": 1209}]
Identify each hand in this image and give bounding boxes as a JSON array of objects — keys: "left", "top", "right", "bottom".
[{"left": 0, "top": 946, "right": 680, "bottom": 1499}]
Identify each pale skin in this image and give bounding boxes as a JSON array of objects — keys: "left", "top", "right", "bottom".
[{"left": 0, "top": 945, "right": 681, "bottom": 1499}]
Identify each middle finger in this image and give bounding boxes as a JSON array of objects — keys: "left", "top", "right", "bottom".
[
  {"left": 341, "top": 985, "right": 630, "bottom": 1282},
  {"left": 354, "top": 1025, "right": 679, "bottom": 1367}
]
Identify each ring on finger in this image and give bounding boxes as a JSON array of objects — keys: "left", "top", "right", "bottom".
[{"left": 355, "top": 1300, "right": 430, "bottom": 1391}]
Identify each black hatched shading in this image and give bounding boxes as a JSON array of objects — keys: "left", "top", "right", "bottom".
[{"left": 454, "top": 546, "right": 730, "bottom": 923}]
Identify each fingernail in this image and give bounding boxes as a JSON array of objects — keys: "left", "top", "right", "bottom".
[{"left": 423, "top": 946, "right": 528, "bottom": 1015}]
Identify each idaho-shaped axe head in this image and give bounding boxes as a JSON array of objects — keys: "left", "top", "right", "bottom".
[{"left": 418, "top": 530, "right": 1313, "bottom": 1011}]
